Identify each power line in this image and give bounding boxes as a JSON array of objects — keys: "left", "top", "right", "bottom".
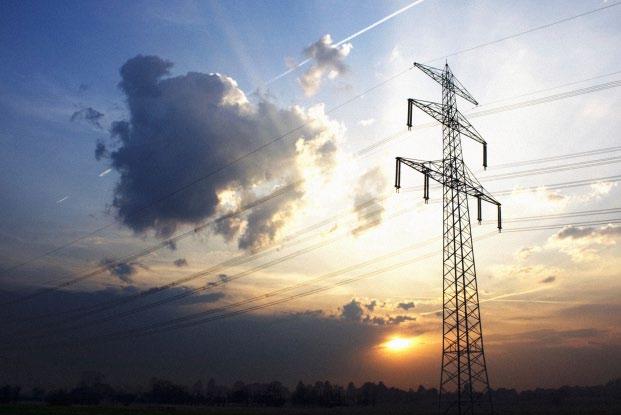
[
  {"left": 8, "top": 166, "right": 621, "bottom": 331},
  {"left": 478, "top": 69, "right": 621, "bottom": 108},
  {"left": 357, "top": 78, "right": 621, "bottom": 156},
  {"left": 6, "top": 129, "right": 619, "bottom": 311},
  {"left": 7, "top": 2, "right": 620, "bottom": 277},
  {"left": 504, "top": 218, "right": 621, "bottom": 233},
  {"left": 425, "top": 1, "right": 621, "bottom": 63},
  {"left": 487, "top": 146, "right": 621, "bottom": 170},
  {"left": 8, "top": 203, "right": 621, "bottom": 345},
  {"left": 0, "top": 66, "right": 414, "bottom": 276},
  {"left": 14, "top": 214, "right": 621, "bottom": 351},
  {"left": 8, "top": 229, "right": 441, "bottom": 344}
]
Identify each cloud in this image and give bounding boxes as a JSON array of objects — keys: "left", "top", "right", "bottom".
[
  {"left": 358, "top": 118, "right": 376, "bottom": 127},
  {"left": 100, "top": 55, "right": 341, "bottom": 251},
  {"left": 95, "top": 140, "right": 109, "bottom": 160},
  {"left": 351, "top": 167, "right": 387, "bottom": 236},
  {"left": 99, "top": 258, "right": 143, "bottom": 284},
  {"left": 540, "top": 276, "right": 556, "bottom": 284},
  {"left": 387, "top": 315, "right": 416, "bottom": 325},
  {"left": 174, "top": 289, "right": 225, "bottom": 306},
  {"left": 516, "top": 246, "right": 542, "bottom": 260},
  {"left": 71, "top": 107, "right": 105, "bottom": 129},
  {"left": 492, "top": 328, "right": 606, "bottom": 346},
  {"left": 397, "top": 301, "right": 415, "bottom": 311},
  {"left": 0, "top": 286, "right": 398, "bottom": 389},
  {"left": 365, "top": 300, "right": 377, "bottom": 312},
  {"left": 341, "top": 299, "right": 364, "bottom": 321},
  {"left": 365, "top": 314, "right": 416, "bottom": 325},
  {"left": 550, "top": 224, "right": 621, "bottom": 262},
  {"left": 164, "top": 240, "right": 177, "bottom": 251},
  {"left": 389, "top": 45, "right": 401, "bottom": 62},
  {"left": 174, "top": 258, "right": 188, "bottom": 267},
  {"left": 299, "top": 34, "right": 352, "bottom": 96},
  {"left": 556, "top": 224, "right": 621, "bottom": 241}
]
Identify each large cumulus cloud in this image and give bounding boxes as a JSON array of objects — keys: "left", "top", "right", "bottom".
[{"left": 99, "top": 55, "right": 341, "bottom": 251}]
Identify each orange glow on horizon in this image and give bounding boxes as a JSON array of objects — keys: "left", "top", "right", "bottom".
[{"left": 381, "top": 336, "right": 418, "bottom": 354}]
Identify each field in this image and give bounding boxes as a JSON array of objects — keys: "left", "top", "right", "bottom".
[{"left": 1, "top": 403, "right": 621, "bottom": 415}]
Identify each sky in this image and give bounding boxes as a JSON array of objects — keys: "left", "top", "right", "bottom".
[{"left": 1, "top": 0, "right": 621, "bottom": 392}]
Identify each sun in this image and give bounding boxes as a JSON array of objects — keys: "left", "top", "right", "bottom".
[{"left": 382, "top": 336, "right": 417, "bottom": 353}]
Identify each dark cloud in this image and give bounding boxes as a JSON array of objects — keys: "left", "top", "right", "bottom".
[
  {"left": 174, "top": 258, "right": 188, "bottom": 267},
  {"left": 352, "top": 167, "right": 386, "bottom": 236},
  {"left": 94, "top": 140, "right": 109, "bottom": 161},
  {"left": 365, "top": 300, "right": 377, "bottom": 312},
  {"left": 173, "top": 289, "right": 225, "bottom": 306},
  {"left": 397, "top": 301, "right": 415, "bottom": 311},
  {"left": 388, "top": 315, "right": 416, "bottom": 325},
  {"left": 165, "top": 240, "right": 177, "bottom": 251},
  {"left": 299, "top": 34, "right": 352, "bottom": 96},
  {"left": 492, "top": 328, "right": 606, "bottom": 345},
  {"left": 362, "top": 314, "right": 416, "bottom": 326},
  {"left": 363, "top": 315, "right": 386, "bottom": 325},
  {"left": 341, "top": 299, "right": 364, "bottom": 322},
  {"left": 71, "top": 107, "right": 105, "bottom": 129},
  {"left": 99, "top": 258, "right": 143, "bottom": 284},
  {"left": 556, "top": 224, "right": 621, "bottom": 240},
  {"left": 101, "top": 55, "right": 339, "bottom": 251},
  {"left": 0, "top": 287, "right": 393, "bottom": 389},
  {"left": 540, "top": 276, "right": 556, "bottom": 284}
]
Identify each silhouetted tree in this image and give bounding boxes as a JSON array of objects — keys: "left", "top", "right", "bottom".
[{"left": 0, "top": 385, "right": 20, "bottom": 403}]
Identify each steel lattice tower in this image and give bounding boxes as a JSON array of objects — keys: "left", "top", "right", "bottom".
[{"left": 394, "top": 63, "right": 501, "bottom": 414}]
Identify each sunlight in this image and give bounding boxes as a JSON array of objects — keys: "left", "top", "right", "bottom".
[{"left": 382, "top": 336, "right": 417, "bottom": 353}]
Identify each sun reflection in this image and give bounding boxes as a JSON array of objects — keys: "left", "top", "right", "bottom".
[{"left": 382, "top": 336, "right": 417, "bottom": 353}]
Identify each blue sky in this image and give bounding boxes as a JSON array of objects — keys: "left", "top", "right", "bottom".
[{"left": 1, "top": 0, "right": 621, "bottom": 390}]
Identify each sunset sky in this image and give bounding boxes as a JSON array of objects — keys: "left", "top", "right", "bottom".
[{"left": 1, "top": 0, "right": 621, "bottom": 391}]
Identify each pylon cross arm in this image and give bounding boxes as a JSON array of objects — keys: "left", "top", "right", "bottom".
[
  {"left": 406, "top": 98, "right": 486, "bottom": 146},
  {"left": 396, "top": 157, "right": 500, "bottom": 206}
]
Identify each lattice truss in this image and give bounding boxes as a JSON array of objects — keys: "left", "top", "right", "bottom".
[{"left": 394, "top": 62, "right": 501, "bottom": 414}]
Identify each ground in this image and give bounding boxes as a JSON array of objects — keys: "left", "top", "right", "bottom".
[{"left": 2, "top": 403, "right": 621, "bottom": 415}]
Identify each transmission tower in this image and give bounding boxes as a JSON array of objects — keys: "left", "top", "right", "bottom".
[{"left": 394, "top": 62, "right": 501, "bottom": 414}]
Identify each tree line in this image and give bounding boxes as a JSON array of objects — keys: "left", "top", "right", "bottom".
[{"left": 1, "top": 373, "right": 620, "bottom": 409}]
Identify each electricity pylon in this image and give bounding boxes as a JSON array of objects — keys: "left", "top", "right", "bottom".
[{"left": 394, "top": 62, "right": 501, "bottom": 414}]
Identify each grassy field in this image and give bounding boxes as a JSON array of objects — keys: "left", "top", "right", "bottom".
[{"left": 1, "top": 403, "right": 620, "bottom": 415}]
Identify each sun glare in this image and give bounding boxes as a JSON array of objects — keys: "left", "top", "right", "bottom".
[{"left": 382, "top": 336, "right": 416, "bottom": 353}]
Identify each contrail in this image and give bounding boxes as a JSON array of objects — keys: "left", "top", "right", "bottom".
[
  {"left": 98, "top": 168, "right": 112, "bottom": 177},
  {"left": 55, "top": 196, "right": 69, "bottom": 204},
  {"left": 266, "top": 0, "right": 426, "bottom": 84},
  {"left": 418, "top": 286, "right": 554, "bottom": 316}
]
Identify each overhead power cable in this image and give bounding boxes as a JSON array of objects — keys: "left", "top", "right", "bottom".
[
  {"left": 6, "top": 2, "right": 619, "bottom": 276},
  {"left": 8, "top": 207, "right": 620, "bottom": 343}
]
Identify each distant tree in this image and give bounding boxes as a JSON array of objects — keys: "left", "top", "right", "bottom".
[
  {"left": 0, "top": 385, "right": 20, "bottom": 403},
  {"left": 229, "top": 381, "right": 248, "bottom": 405},
  {"left": 45, "top": 389, "right": 71, "bottom": 406},
  {"left": 192, "top": 380, "right": 205, "bottom": 403},
  {"left": 111, "top": 390, "right": 136, "bottom": 406},
  {"left": 148, "top": 378, "right": 191, "bottom": 405},
  {"left": 291, "top": 381, "right": 307, "bottom": 406},
  {"left": 30, "top": 387, "right": 45, "bottom": 401},
  {"left": 264, "top": 381, "right": 288, "bottom": 407},
  {"left": 346, "top": 382, "right": 357, "bottom": 406}
]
